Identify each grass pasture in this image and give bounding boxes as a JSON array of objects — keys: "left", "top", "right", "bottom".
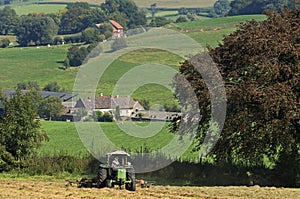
[
  {"left": 171, "top": 14, "right": 267, "bottom": 47},
  {"left": 175, "top": 14, "right": 267, "bottom": 30},
  {"left": 97, "top": 49, "right": 183, "bottom": 106},
  {"left": 8, "top": 3, "right": 66, "bottom": 15},
  {"left": 0, "top": 45, "right": 77, "bottom": 91},
  {"left": 38, "top": 121, "right": 177, "bottom": 158}
]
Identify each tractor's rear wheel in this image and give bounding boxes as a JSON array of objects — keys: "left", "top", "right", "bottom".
[
  {"left": 97, "top": 168, "right": 107, "bottom": 188},
  {"left": 106, "top": 179, "right": 112, "bottom": 188},
  {"left": 125, "top": 172, "right": 136, "bottom": 191}
]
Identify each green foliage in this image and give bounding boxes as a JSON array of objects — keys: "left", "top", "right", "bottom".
[
  {"left": 94, "top": 111, "right": 113, "bottom": 122},
  {"left": 0, "top": 6, "right": 19, "bottom": 35},
  {"left": 172, "top": 9, "right": 300, "bottom": 185},
  {"left": 0, "top": 90, "right": 47, "bottom": 171},
  {"left": 176, "top": 16, "right": 188, "bottom": 23},
  {"left": 0, "top": 144, "right": 16, "bottom": 172},
  {"left": 228, "top": 0, "right": 296, "bottom": 16},
  {"left": 0, "top": 37, "right": 10, "bottom": 47},
  {"left": 38, "top": 96, "right": 64, "bottom": 121},
  {"left": 59, "top": 3, "right": 107, "bottom": 34},
  {"left": 213, "top": 0, "right": 231, "bottom": 17},
  {"left": 17, "top": 81, "right": 40, "bottom": 90},
  {"left": 178, "top": 7, "right": 189, "bottom": 15},
  {"left": 149, "top": 16, "right": 173, "bottom": 27},
  {"left": 101, "top": 0, "right": 147, "bottom": 29},
  {"left": 63, "top": 35, "right": 82, "bottom": 44},
  {"left": 66, "top": 45, "right": 89, "bottom": 66},
  {"left": 98, "top": 23, "right": 113, "bottom": 39},
  {"left": 59, "top": 5, "right": 89, "bottom": 34},
  {"left": 43, "top": 81, "right": 64, "bottom": 92},
  {"left": 186, "top": 13, "right": 200, "bottom": 21},
  {"left": 14, "top": 14, "right": 58, "bottom": 46},
  {"left": 81, "top": 27, "right": 102, "bottom": 44},
  {"left": 66, "top": 2, "right": 90, "bottom": 10}
]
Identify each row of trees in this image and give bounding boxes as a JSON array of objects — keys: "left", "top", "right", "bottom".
[
  {"left": 171, "top": 8, "right": 299, "bottom": 186},
  {"left": 0, "top": 0, "right": 147, "bottom": 46},
  {"left": 210, "top": 0, "right": 297, "bottom": 17}
]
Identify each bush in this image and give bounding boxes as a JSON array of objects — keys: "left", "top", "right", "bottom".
[
  {"left": 176, "top": 16, "right": 188, "bottom": 23},
  {"left": 0, "top": 38, "right": 10, "bottom": 48},
  {"left": 94, "top": 111, "right": 113, "bottom": 122},
  {"left": 0, "top": 145, "right": 16, "bottom": 172},
  {"left": 81, "top": 27, "right": 102, "bottom": 44},
  {"left": 53, "top": 36, "right": 63, "bottom": 45},
  {"left": 63, "top": 35, "right": 82, "bottom": 44},
  {"left": 149, "top": 17, "right": 173, "bottom": 27}
]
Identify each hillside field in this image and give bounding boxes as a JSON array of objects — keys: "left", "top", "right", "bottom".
[
  {"left": 0, "top": 177, "right": 299, "bottom": 199},
  {"left": 0, "top": 15, "right": 265, "bottom": 95},
  {"left": 44, "top": 0, "right": 217, "bottom": 8}
]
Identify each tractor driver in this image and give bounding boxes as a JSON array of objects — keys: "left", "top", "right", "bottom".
[{"left": 111, "top": 156, "right": 120, "bottom": 168}]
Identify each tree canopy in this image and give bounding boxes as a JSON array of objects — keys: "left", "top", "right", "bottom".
[
  {"left": 14, "top": 14, "right": 58, "bottom": 46},
  {"left": 229, "top": 0, "right": 296, "bottom": 15},
  {"left": 101, "top": 0, "right": 147, "bottom": 29},
  {"left": 171, "top": 9, "right": 299, "bottom": 184},
  {"left": 0, "top": 6, "right": 19, "bottom": 35},
  {"left": 0, "top": 90, "right": 47, "bottom": 171}
]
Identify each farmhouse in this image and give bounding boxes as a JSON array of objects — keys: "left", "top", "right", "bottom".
[
  {"left": 109, "top": 20, "right": 124, "bottom": 38},
  {"left": 96, "top": 20, "right": 124, "bottom": 39},
  {"left": 75, "top": 95, "right": 144, "bottom": 120}
]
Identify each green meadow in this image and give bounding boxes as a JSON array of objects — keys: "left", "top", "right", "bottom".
[
  {"left": 0, "top": 45, "right": 77, "bottom": 91},
  {"left": 8, "top": 4, "right": 67, "bottom": 15},
  {"left": 176, "top": 14, "right": 267, "bottom": 30},
  {"left": 38, "top": 121, "right": 177, "bottom": 156}
]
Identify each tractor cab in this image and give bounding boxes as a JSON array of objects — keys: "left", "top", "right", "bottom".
[{"left": 106, "top": 150, "right": 132, "bottom": 167}]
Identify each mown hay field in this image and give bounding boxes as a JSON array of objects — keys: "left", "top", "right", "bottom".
[{"left": 0, "top": 177, "right": 299, "bottom": 199}]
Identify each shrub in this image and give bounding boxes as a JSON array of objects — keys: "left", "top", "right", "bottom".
[
  {"left": 0, "top": 38, "right": 10, "bottom": 48},
  {"left": 176, "top": 16, "right": 188, "bottom": 23}
]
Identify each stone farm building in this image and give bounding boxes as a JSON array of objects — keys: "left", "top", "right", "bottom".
[{"left": 75, "top": 95, "right": 144, "bottom": 120}]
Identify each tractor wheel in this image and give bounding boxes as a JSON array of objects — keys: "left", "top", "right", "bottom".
[
  {"left": 125, "top": 172, "right": 136, "bottom": 191},
  {"left": 106, "top": 179, "right": 112, "bottom": 188},
  {"left": 97, "top": 168, "right": 107, "bottom": 188}
]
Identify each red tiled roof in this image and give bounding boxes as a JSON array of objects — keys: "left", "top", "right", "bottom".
[{"left": 109, "top": 20, "right": 123, "bottom": 30}]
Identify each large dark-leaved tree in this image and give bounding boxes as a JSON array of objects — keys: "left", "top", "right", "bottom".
[{"left": 172, "top": 9, "right": 299, "bottom": 185}]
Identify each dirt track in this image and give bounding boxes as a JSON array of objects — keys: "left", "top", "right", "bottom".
[{"left": 0, "top": 178, "right": 299, "bottom": 199}]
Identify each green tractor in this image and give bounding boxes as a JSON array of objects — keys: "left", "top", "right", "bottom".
[{"left": 97, "top": 150, "right": 136, "bottom": 191}]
